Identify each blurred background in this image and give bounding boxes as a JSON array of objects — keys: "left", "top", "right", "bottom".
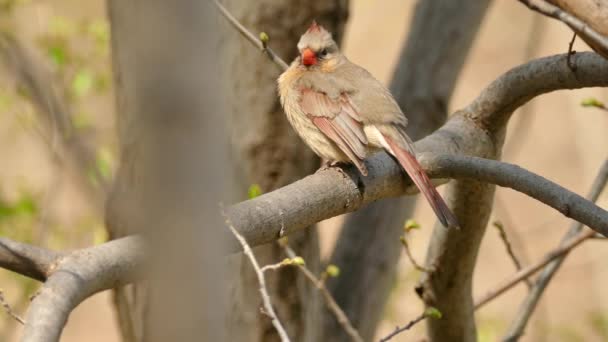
[{"left": 0, "top": 0, "right": 607, "bottom": 341}]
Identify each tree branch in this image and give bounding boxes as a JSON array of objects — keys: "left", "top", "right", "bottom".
[
  {"left": 0, "top": 238, "right": 62, "bottom": 282},
  {"left": 517, "top": 0, "right": 608, "bottom": 59},
  {"left": 474, "top": 229, "right": 595, "bottom": 310},
  {"left": 21, "top": 236, "right": 144, "bottom": 342},
  {"left": 223, "top": 215, "right": 290, "bottom": 342},
  {"left": 212, "top": 0, "right": 289, "bottom": 71},
  {"left": 502, "top": 158, "right": 608, "bottom": 341}
]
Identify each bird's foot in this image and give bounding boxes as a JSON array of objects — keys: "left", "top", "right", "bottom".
[{"left": 316, "top": 160, "right": 349, "bottom": 179}]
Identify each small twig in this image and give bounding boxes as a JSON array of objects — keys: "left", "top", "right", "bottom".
[
  {"left": 223, "top": 213, "right": 290, "bottom": 342},
  {"left": 379, "top": 312, "right": 427, "bottom": 342},
  {"left": 400, "top": 236, "right": 432, "bottom": 273},
  {"left": 474, "top": 229, "right": 595, "bottom": 309},
  {"left": 567, "top": 32, "right": 577, "bottom": 71},
  {"left": 260, "top": 261, "right": 289, "bottom": 273},
  {"left": 0, "top": 289, "right": 26, "bottom": 325},
  {"left": 517, "top": 0, "right": 608, "bottom": 56},
  {"left": 283, "top": 245, "right": 363, "bottom": 342},
  {"left": 213, "top": 0, "right": 289, "bottom": 71},
  {"left": 502, "top": 158, "right": 608, "bottom": 341},
  {"left": 493, "top": 221, "right": 531, "bottom": 288}
]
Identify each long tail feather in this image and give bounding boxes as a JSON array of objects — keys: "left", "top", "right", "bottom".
[{"left": 383, "top": 136, "right": 459, "bottom": 229}]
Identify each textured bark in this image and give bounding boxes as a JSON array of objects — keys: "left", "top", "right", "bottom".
[
  {"left": 220, "top": 1, "right": 349, "bottom": 342},
  {"left": 105, "top": 1, "right": 230, "bottom": 341},
  {"left": 323, "top": 1, "right": 491, "bottom": 340}
]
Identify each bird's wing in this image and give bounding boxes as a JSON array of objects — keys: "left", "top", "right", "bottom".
[{"left": 299, "top": 88, "right": 369, "bottom": 175}]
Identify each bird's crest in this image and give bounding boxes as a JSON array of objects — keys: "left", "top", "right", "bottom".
[{"left": 307, "top": 20, "right": 321, "bottom": 33}]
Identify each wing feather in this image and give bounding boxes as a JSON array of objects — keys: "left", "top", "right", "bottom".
[{"left": 299, "top": 89, "right": 369, "bottom": 175}]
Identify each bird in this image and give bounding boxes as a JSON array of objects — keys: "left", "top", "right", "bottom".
[{"left": 277, "top": 21, "right": 459, "bottom": 229}]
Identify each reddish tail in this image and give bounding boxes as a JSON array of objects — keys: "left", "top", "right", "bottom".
[{"left": 384, "top": 137, "right": 459, "bottom": 229}]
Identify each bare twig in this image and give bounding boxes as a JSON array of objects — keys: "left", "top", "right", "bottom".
[
  {"left": 493, "top": 221, "right": 531, "bottom": 288},
  {"left": 567, "top": 32, "right": 577, "bottom": 71},
  {"left": 223, "top": 215, "right": 290, "bottom": 342},
  {"left": 212, "top": 0, "right": 289, "bottom": 71},
  {"left": 379, "top": 312, "right": 427, "bottom": 342},
  {"left": 474, "top": 229, "right": 595, "bottom": 309},
  {"left": 502, "top": 158, "right": 608, "bottom": 341},
  {"left": 517, "top": 0, "right": 608, "bottom": 55},
  {"left": 0, "top": 289, "right": 25, "bottom": 325},
  {"left": 283, "top": 246, "right": 363, "bottom": 342},
  {"left": 400, "top": 235, "right": 432, "bottom": 273}
]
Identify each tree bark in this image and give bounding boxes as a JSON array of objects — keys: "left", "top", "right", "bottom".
[
  {"left": 323, "top": 1, "right": 491, "bottom": 340},
  {"left": 218, "top": 1, "right": 348, "bottom": 342},
  {"left": 106, "top": 1, "right": 231, "bottom": 341}
]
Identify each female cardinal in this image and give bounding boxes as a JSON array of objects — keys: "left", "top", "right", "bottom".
[{"left": 278, "top": 21, "right": 458, "bottom": 229}]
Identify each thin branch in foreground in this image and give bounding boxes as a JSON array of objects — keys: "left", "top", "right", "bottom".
[
  {"left": 379, "top": 307, "right": 442, "bottom": 342},
  {"left": 502, "top": 158, "right": 608, "bottom": 341},
  {"left": 400, "top": 235, "right": 432, "bottom": 273},
  {"left": 0, "top": 289, "right": 25, "bottom": 325},
  {"left": 493, "top": 221, "right": 531, "bottom": 288},
  {"left": 474, "top": 228, "right": 595, "bottom": 309},
  {"left": 517, "top": 0, "right": 608, "bottom": 56},
  {"left": 379, "top": 313, "right": 426, "bottom": 342},
  {"left": 213, "top": 0, "right": 289, "bottom": 71},
  {"left": 223, "top": 215, "right": 290, "bottom": 342},
  {"left": 282, "top": 245, "right": 363, "bottom": 342}
]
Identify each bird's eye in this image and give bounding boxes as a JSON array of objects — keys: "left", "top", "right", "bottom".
[{"left": 320, "top": 49, "right": 328, "bottom": 57}]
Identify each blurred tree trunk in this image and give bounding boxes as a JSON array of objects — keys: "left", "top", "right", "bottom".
[
  {"left": 106, "top": 1, "right": 349, "bottom": 341},
  {"left": 106, "top": 1, "right": 231, "bottom": 341},
  {"left": 323, "top": 1, "right": 491, "bottom": 341},
  {"left": 220, "top": 1, "right": 348, "bottom": 341}
]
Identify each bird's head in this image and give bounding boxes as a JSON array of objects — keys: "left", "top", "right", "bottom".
[{"left": 297, "top": 21, "right": 340, "bottom": 70}]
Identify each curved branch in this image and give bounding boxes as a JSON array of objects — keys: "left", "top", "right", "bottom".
[
  {"left": 21, "top": 236, "right": 144, "bottom": 342},
  {"left": 502, "top": 158, "right": 608, "bottom": 341},
  {"left": 468, "top": 52, "right": 608, "bottom": 131},
  {"left": 420, "top": 155, "right": 608, "bottom": 235}
]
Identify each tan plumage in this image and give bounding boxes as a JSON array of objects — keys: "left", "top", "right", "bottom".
[{"left": 278, "top": 22, "right": 459, "bottom": 229}]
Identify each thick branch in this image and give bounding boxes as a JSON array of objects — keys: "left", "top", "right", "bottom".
[
  {"left": 226, "top": 151, "right": 608, "bottom": 250},
  {"left": 0, "top": 238, "right": 61, "bottom": 282},
  {"left": 21, "top": 236, "right": 144, "bottom": 342}
]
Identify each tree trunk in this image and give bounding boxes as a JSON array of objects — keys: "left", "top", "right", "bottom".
[
  {"left": 323, "top": 1, "right": 491, "bottom": 340},
  {"left": 220, "top": 1, "right": 349, "bottom": 341},
  {"left": 106, "top": 1, "right": 231, "bottom": 341}
]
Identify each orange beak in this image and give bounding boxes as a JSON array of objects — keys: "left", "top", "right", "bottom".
[{"left": 301, "top": 48, "right": 317, "bottom": 66}]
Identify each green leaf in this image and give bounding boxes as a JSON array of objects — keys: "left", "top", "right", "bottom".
[
  {"left": 425, "top": 307, "right": 442, "bottom": 319},
  {"left": 0, "top": 194, "right": 37, "bottom": 221},
  {"left": 404, "top": 219, "right": 420, "bottom": 232},
  {"left": 95, "top": 147, "right": 114, "bottom": 180},
  {"left": 48, "top": 45, "right": 67, "bottom": 66},
  {"left": 581, "top": 97, "right": 605, "bottom": 108},
  {"left": 72, "top": 69, "right": 94, "bottom": 98},
  {"left": 248, "top": 184, "right": 262, "bottom": 199}
]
